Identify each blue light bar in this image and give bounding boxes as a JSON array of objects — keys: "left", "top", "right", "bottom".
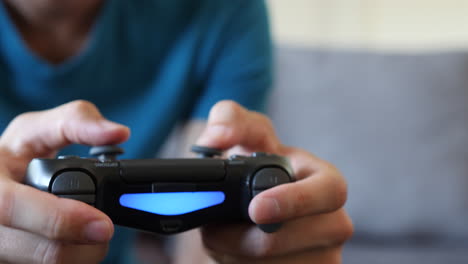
[{"left": 119, "top": 191, "right": 225, "bottom": 216}]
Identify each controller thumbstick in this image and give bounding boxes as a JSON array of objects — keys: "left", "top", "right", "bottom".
[
  {"left": 191, "top": 145, "right": 223, "bottom": 158},
  {"left": 89, "top": 145, "right": 124, "bottom": 162}
]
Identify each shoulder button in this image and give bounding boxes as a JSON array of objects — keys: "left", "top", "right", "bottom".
[
  {"left": 252, "top": 152, "right": 268, "bottom": 157},
  {"left": 252, "top": 168, "right": 290, "bottom": 190},
  {"left": 51, "top": 171, "right": 95, "bottom": 194}
]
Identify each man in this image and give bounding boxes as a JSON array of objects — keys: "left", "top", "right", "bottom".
[{"left": 0, "top": 0, "right": 352, "bottom": 263}]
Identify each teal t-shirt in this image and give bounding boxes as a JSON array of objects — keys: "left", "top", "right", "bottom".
[{"left": 0, "top": 0, "right": 272, "bottom": 263}]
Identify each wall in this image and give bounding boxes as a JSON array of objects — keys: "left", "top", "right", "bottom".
[{"left": 267, "top": 0, "right": 468, "bottom": 52}]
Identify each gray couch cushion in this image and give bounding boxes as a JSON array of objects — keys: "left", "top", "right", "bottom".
[
  {"left": 268, "top": 47, "right": 468, "bottom": 242},
  {"left": 343, "top": 244, "right": 468, "bottom": 263}
]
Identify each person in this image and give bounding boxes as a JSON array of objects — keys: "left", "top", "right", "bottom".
[{"left": 0, "top": 0, "right": 352, "bottom": 263}]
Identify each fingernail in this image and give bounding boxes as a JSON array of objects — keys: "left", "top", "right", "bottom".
[
  {"left": 197, "top": 125, "right": 230, "bottom": 145},
  {"left": 255, "top": 197, "right": 281, "bottom": 223},
  {"left": 83, "top": 220, "right": 112, "bottom": 242}
]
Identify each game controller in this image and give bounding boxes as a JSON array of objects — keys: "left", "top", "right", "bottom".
[{"left": 24, "top": 145, "right": 294, "bottom": 234}]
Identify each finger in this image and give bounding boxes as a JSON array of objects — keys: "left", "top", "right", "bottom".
[
  {"left": 0, "top": 100, "right": 130, "bottom": 159},
  {"left": 249, "top": 150, "right": 347, "bottom": 224},
  {"left": 0, "top": 225, "right": 108, "bottom": 264},
  {"left": 0, "top": 180, "right": 113, "bottom": 243},
  {"left": 202, "top": 209, "right": 352, "bottom": 259},
  {"left": 196, "top": 100, "right": 281, "bottom": 152}
]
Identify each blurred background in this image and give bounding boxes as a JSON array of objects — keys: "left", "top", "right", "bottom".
[
  {"left": 268, "top": 0, "right": 468, "bottom": 51},
  {"left": 264, "top": 1, "right": 468, "bottom": 263}
]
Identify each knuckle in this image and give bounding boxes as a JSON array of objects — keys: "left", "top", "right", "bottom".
[
  {"left": 326, "top": 247, "right": 343, "bottom": 264},
  {"left": 44, "top": 204, "right": 67, "bottom": 240},
  {"left": 340, "top": 213, "right": 354, "bottom": 243},
  {"left": 332, "top": 177, "right": 348, "bottom": 209},
  {"left": 250, "top": 233, "right": 280, "bottom": 258},
  {"left": 260, "top": 119, "right": 276, "bottom": 142},
  {"left": 0, "top": 182, "right": 15, "bottom": 227},
  {"left": 251, "top": 112, "right": 275, "bottom": 136},
  {"left": 2, "top": 112, "right": 36, "bottom": 147},
  {"left": 58, "top": 100, "right": 102, "bottom": 143},
  {"left": 311, "top": 246, "right": 343, "bottom": 264},
  {"left": 320, "top": 160, "right": 340, "bottom": 176},
  {"left": 34, "top": 240, "right": 62, "bottom": 264},
  {"left": 205, "top": 249, "right": 243, "bottom": 264},
  {"left": 292, "top": 188, "right": 310, "bottom": 217},
  {"left": 323, "top": 164, "right": 347, "bottom": 211},
  {"left": 65, "top": 100, "right": 98, "bottom": 116},
  {"left": 332, "top": 211, "right": 354, "bottom": 245},
  {"left": 257, "top": 113, "right": 274, "bottom": 129}
]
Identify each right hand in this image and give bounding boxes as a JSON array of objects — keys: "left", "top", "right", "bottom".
[{"left": 0, "top": 100, "right": 130, "bottom": 264}]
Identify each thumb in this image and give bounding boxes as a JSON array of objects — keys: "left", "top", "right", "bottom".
[{"left": 0, "top": 100, "right": 130, "bottom": 159}]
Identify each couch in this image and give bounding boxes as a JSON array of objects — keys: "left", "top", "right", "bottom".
[{"left": 268, "top": 46, "right": 468, "bottom": 262}]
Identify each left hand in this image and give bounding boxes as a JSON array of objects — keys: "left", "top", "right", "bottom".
[{"left": 195, "top": 100, "right": 353, "bottom": 264}]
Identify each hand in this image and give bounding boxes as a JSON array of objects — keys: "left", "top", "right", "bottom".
[
  {"left": 196, "top": 101, "right": 353, "bottom": 264},
  {"left": 0, "top": 101, "right": 130, "bottom": 264}
]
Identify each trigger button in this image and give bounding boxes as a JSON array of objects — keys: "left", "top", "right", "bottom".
[
  {"left": 252, "top": 168, "right": 290, "bottom": 190},
  {"left": 51, "top": 171, "right": 95, "bottom": 194}
]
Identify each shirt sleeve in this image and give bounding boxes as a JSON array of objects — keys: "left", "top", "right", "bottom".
[{"left": 191, "top": 0, "right": 273, "bottom": 119}]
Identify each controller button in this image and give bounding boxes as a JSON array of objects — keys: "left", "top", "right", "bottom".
[
  {"left": 252, "top": 168, "right": 290, "bottom": 190},
  {"left": 57, "top": 194, "right": 96, "bottom": 205},
  {"left": 229, "top": 154, "right": 247, "bottom": 160},
  {"left": 52, "top": 171, "right": 95, "bottom": 194}
]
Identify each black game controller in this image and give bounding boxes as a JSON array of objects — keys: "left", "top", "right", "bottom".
[{"left": 24, "top": 145, "right": 294, "bottom": 234}]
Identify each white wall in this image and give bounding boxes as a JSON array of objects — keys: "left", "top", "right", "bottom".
[{"left": 267, "top": 0, "right": 468, "bottom": 51}]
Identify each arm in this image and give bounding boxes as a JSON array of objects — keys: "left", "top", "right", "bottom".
[
  {"left": 190, "top": 0, "right": 273, "bottom": 119},
  {"left": 197, "top": 101, "right": 353, "bottom": 263},
  {"left": 169, "top": 101, "right": 354, "bottom": 264}
]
